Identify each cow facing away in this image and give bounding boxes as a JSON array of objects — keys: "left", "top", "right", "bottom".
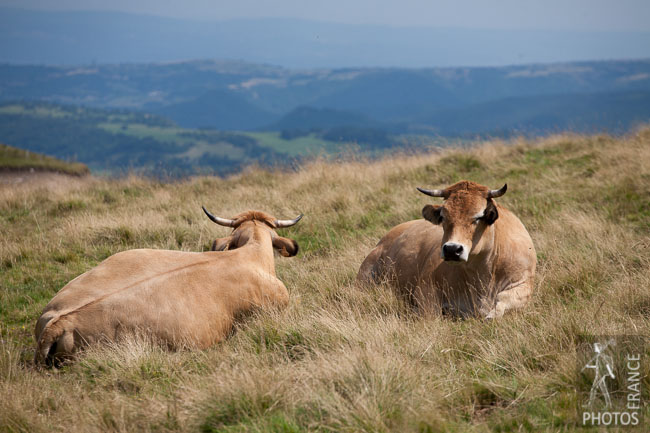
[
  {"left": 34, "top": 208, "right": 302, "bottom": 366},
  {"left": 357, "top": 180, "right": 536, "bottom": 318}
]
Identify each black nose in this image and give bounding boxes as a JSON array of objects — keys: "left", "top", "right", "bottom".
[{"left": 442, "top": 243, "right": 463, "bottom": 261}]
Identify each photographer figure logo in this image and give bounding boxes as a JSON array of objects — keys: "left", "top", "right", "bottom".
[{"left": 582, "top": 339, "right": 617, "bottom": 408}]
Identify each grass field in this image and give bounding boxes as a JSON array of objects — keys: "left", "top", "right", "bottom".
[
  {"left": 240, "top": 131, "right": 343, "bottom": 157},
  {"left": 0, "top": 129, "right": 649, "bottom": 432}
]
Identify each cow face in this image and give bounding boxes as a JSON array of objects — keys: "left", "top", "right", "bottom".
[
  {"left": 419, "top": 181, "right": 506, "bottom": 263},
  {"left": 204, "top": 208, "right": 302, "bottom": 257}
]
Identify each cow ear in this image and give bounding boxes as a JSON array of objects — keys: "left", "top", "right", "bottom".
[
  {"left": 422, "top": 204, "right": 443, "bottom": 225},
  {"left": 211, "top": 236, "right": 232, "bottom": 251},
  {"left": 483, "top": 201, "right": 499, "bottom": 225},
  {"left": 272, "top": 236, "right": 299, "bottom": 257}
]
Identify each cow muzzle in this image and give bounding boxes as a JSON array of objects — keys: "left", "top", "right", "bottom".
[{"left": 441, "top": 242, "right": 468, "bottom": 262}]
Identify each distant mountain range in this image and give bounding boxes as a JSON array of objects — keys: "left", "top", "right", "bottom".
[
  {"left": 2, "top": 7, "right": 648, "bottom": 176},
  {"left": 2, "top": 8, "right": 650, "bottom": 68},
  {"left": 1, "top": 58, "right": 649, "bottom": 137}
]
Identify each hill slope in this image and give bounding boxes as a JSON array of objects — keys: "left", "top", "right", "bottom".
[
  {"left": 153, "top": 89, "right": 279, "bottom": 130},
  {"left": 416, "top": 91, "right": 650, "bottom": 136},
  {"left": 0, "top": 142, "right": 89, "bottom": 176},
  {"left": 1, "top": 129, "right": 649, "bottom": 431}
]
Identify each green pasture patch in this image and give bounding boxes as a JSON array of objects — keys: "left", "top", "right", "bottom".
[
  {"left": 48, "top": 199, "right": 87, "bottom": 216},
  {"left": 242, "top": 131, "right": 335, "bottom": 157},
  {"left": 201, "top": 393, "right": 280, "bottom": 432},
  {"left": 439, "top": 154, "right": 482, "bottom": 173},
  {"left": 599, "top": 177, "right": 650, "bottom": 229}
]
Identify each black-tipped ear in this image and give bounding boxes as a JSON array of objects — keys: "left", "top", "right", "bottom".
[
  {"left": 422, "top": 204, "right": 443, "bottom": 225},
  {"left": 273, "top": 236, "right": 299, "bottom": 257},
  {"left": 483, "top": 201, "right": 499, "bottom": 225}
]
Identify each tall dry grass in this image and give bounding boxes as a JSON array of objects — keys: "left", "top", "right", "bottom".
[{"left": 1, "top": 130, "right": 649, "bottom": 432}]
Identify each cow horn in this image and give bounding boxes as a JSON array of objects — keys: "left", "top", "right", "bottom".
[
  {"left": 202, "top": 206, "right": 236, "bottom": 227},
  {"left": 417, "top": 187, "right": 446, "bottom": 197},
  {"left": 487, "top": 184, "right": 507, "bottom": 198},
  {"left": 275, "top": 214, "right": 304, "bottom": 228}
]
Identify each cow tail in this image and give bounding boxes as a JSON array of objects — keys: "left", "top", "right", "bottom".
[{"left": 34, "top": 317, "right": 72, "bottom": 367}]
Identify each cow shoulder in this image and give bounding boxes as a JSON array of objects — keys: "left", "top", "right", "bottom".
[
  {"left": 385, "top": 219, "right": 441, "bottom": 259},
  {"left": 493, "top": 206, "right": 537, "bottom": 281}
]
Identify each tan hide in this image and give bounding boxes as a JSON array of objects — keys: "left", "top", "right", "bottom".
[
  {"left": 34, "top": 210, "right": 299, "bottom": 366},
  {"left": 357, "top": 181, "right": 536, "bottom": 318}
]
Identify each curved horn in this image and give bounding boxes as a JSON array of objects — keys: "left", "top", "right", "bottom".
[
  {"left": 202, "top": 206, "right": 236, "bottom": 227},
  {"left": 275, "top": 214, "right": 304, "bottom": 228},
  {"left": 417, "top": 187, "right": 446, "bottom": 198},
  {"left": 487, "top": 183, "right": 507, "bottom": 199}
]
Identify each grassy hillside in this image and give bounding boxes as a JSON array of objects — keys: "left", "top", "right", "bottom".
[
  {"left": 0, "top": 143, "right": 89, "bottom": 176},
  {"left": 1, "top": 129, "right": 649, "bottom": 431}
]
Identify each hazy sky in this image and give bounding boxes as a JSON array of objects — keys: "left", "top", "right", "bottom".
[{"left": 2, "top": 0, "right": 650, "bottom": 32}]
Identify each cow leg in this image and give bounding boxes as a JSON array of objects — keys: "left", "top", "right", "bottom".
[
  {"left": 485, "top": 281, "right": 532, "bottom": 319},
  {"left": 268, "top": 282, "right": 290, "bottom": 307}
]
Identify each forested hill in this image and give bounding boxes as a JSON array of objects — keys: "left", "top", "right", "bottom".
[
  {"left": 1, "top": 59, "right": 649, "bottom": 176},
  {"left": 0, "top": 102, "right": 422, "bottom": 177},
  {"left": 1, "top": 59, "right": 649, "bottom": 135}
]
